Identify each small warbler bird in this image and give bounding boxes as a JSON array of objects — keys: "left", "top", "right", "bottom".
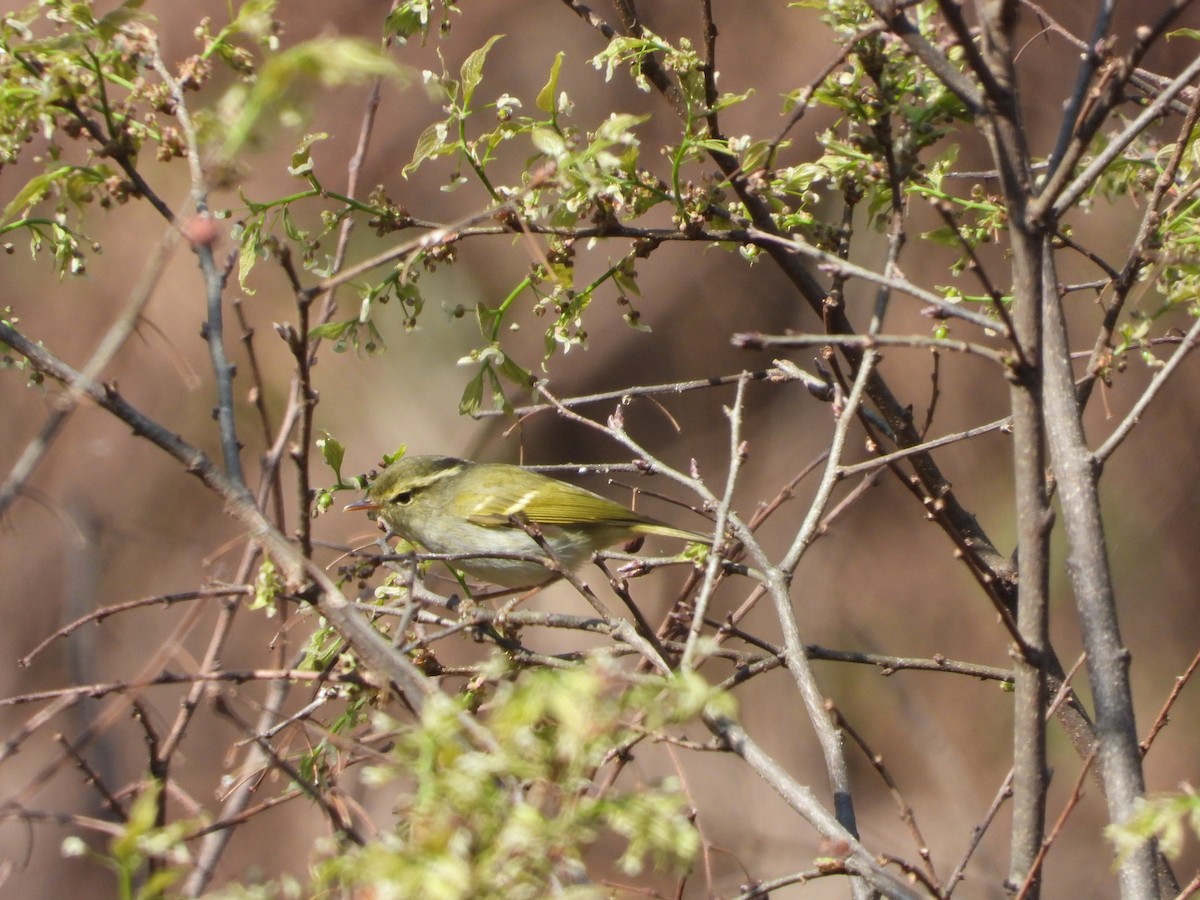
[{"left": 345, "top": 455, "right": 708, "bottom": 588}]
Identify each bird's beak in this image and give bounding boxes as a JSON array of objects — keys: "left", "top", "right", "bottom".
[{"left": 344, "top": 498, "right": 380, "bottom": 512}]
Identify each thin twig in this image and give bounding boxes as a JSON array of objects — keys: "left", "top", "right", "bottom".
[
  {"left": 0, "top": 226, "right": 179, "bottom": 517},
  {"left": 1044, "top": 53, "right": 1200, "bottom": 221},
  {"left": 1079, "top": 80, "right": 1200, "bottom": 407},
  {"left": 744, "top": 227, "right": 1007, "bottom": 336},
  {"left": 830, "top": 703, "right": 942, "bottom": 891},
  {"left": 150, "top": 48, "right": 247, "bottom": 490},
  {"left": 681, "top": 373, "right": 747, "bottom": 669},
  {"left": 212, "top": 697, "right": 365, "bottom": 846},
  {"left": 1140, "top": 647, "right": 1200, "bottom": 753},
  {"left": 19, "top": 587, "right": 251, "bottom": 667},
  {"left": 476, "top": 367, "right": 789, "bottom": 419},
  {"left": 1015, "top": 750, "right": 1098, "bottom": 900},
  {"left": 734, "top": 330, "right": 1012, "bottom": 367},
  {"left": 1094, "top": 314, "right": 1200, "bottom": 467},
  {"left": 703, "top": 714, "right": 921, "bottom": 900},
  {"left": 0, "top": 320, "right": 435, "bottom": 706}
]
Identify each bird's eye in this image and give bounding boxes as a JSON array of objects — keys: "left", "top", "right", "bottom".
[{"left": 391, "top": 490, "right": 414, "bottom": 505}]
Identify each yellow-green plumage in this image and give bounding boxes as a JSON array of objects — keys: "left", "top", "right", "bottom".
[{"left": 346, "top": 455, "right": 708, "bottom": 588}]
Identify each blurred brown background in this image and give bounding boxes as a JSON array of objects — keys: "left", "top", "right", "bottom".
[{"left": 1, "top": 1, "right": 1199, "bottom": 896}]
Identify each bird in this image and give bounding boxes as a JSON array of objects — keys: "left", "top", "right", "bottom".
[{"left": 345, "top": 455, "right": 708, "bottom": 588}]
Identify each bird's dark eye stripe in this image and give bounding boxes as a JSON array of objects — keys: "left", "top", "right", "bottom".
[{"left": 391, "top": 490, "right": 414, "bottom": 505}]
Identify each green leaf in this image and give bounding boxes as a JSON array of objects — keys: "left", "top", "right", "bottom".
[
  {"left": 404, "top": 120, "right": 449, "bottom": 177},
  {"left": 94, "top": 1, "right": 149, "bottom": 41},
  {"left": 317, "top": 432, "right": 346, "bottom": 482},
  {"left": 486, "top": 364, "right": 511, "bottom": 413},
  {"left": 382, "top": 445, "right": 407, "bottom": 466},
  {"left": 1109, "top": 790, "right": 1200, "bottom": 863},
  {"left": 613, "top": 265, "right": 640, "bottom": 297},
  {"left": 252, "top": 559, "right": 282, "bottom": 610},
  {"left": 459, "top": 365, "right": 486, "bottom": 415},
  {"left": 691, "top": 138, "right": 731, "bottom": 155},
  {"left": 308, "top": 320, "right": 353, "bottom": 341},
  {"left": 497, "top": 351, "right": 533, "bottom": 389},
  {"left": 222, "top": 37, "right": 407, "bottom": 157},
  {"left": 460, "top": 34, "right": 503, "bottom": 108},
  {"left": 231, "top": 0, "right": 279, "bottom": 35},
  {"left": 237, "top": 219, "right": 264, "bottom": 293},
  {"left": 921, "top": 225, "right": 962, "bottom": 247},
  {"left": 536, "top": 51, "right": 564, "bottom": 114},
  {"left": 476, "top": 303, "right": 503, "bottom": 340},
  {"left": 386, "top": 2, "right": 431, "bottom": 40},
  {"left": 1, "top": 167, "right": 74, "bottom": 226},
  {"left": 711, "top": 87, "right": 754, "bottom": 114},
  {"left": 288, "top": 132, "right": 329, "bottom": 177},
  {"left": 113, "top": 780, "right": 162, "bottom": 860},
  {"left": 530, "top": 127, "right": 566, "bottom": 158},
  {"left": 281, "top": 207, "right": 306, "bottom": 242}
]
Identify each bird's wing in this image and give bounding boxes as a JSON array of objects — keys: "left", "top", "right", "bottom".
[{"left": 454, "top": 482, "right": 640, "bottom": 528}]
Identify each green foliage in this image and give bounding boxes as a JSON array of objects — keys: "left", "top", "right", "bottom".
[
  {"left": 317, "top": 430, "right": 348, "bottom": 485},
  {"left": 0, "top": 2, "right": 152, "bottom": 273},
  {"left": 0, "top": 0, "right": 408, "bottom": 290},
  {"left": 386, "top": 0, "right": 460, "bottom": 43},
  {"left": 218, "top": 36, "right": 406, "bottom": 157},
  {"left": 1108, "top": 785, "right": 1200, "bottom": 863},
  {"left": 1147, "top": 148, "right": 1200, "bottom": 319},
  {"left": 402, "top": 33, "right": 518, "bottom": 188},
  {"left": 312, "top": 433, "right": 396, "bottom": 515},
  {"left": 251, "top": 558, "right": 282, "bottom": 612},
  {"left": 62, "top": 780, "right": 197, "bottom": 900},
  {"left": 1090, "top": 127, "right": 1200, "bottom": 364},
  {"left": 806, "top": 6, "right": 971, "bottom": 224},
  {"left": 0, "top": 0, "right": 980, "bottom": 412},
  {"left": 391, "top": 33, "right": 683, "bottom": 409},
  {"left": 1, "top": 0, "right": 1185, "bottom": 409},
  {"left": 457, "top": 341, "right": 534, "bottom": 416},
  {"left": 0, "top": 1, "right": 146, "bottom": 165},
  {"left": 318, "top": 660, "right": 716, "bottom": 898}
]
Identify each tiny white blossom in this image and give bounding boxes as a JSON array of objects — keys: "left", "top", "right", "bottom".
[
  {"left": 495, "top": 94, "right": 522, "bottom": 113},
  {"left": 729, "top": 135, "right": 752, "bottom": 154}
]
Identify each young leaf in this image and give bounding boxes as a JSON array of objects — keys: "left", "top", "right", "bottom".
[
  {"left": 536, "top": 51, "right": 565, "bottom": 114},
  {"left": 405, "top": 120, "right": 449, "bottom": 177},
  {"left": 459, "top": 365, "right": 486, "bottom": 415},
  {"left": 460, "top": 34, "right": 504, "bottom": 109},
  {"left": 317, "top": 432, "right": 347, "bottom": 483},
  {"left": 530, "top": 127, "right": 566, "bottom": 158},
  {"left": 237, "top": 219, "right": 264, "bottom": 294},
  {"left": 288, "top": 132, "right": 329, "bottom": 177}
]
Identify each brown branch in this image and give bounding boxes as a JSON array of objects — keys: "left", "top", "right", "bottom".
[
  {"left": 831, "top": 702, "right": 942, "bottom": 892},
  {"left": 0, "top": 320, "right": 434, "bottom": 708},
  {"left": 1140, "top": 647, "right": 1200, "bottom": 754},
  {"left": 19, "top": 587, "right": 252, "bottom": 668}
]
